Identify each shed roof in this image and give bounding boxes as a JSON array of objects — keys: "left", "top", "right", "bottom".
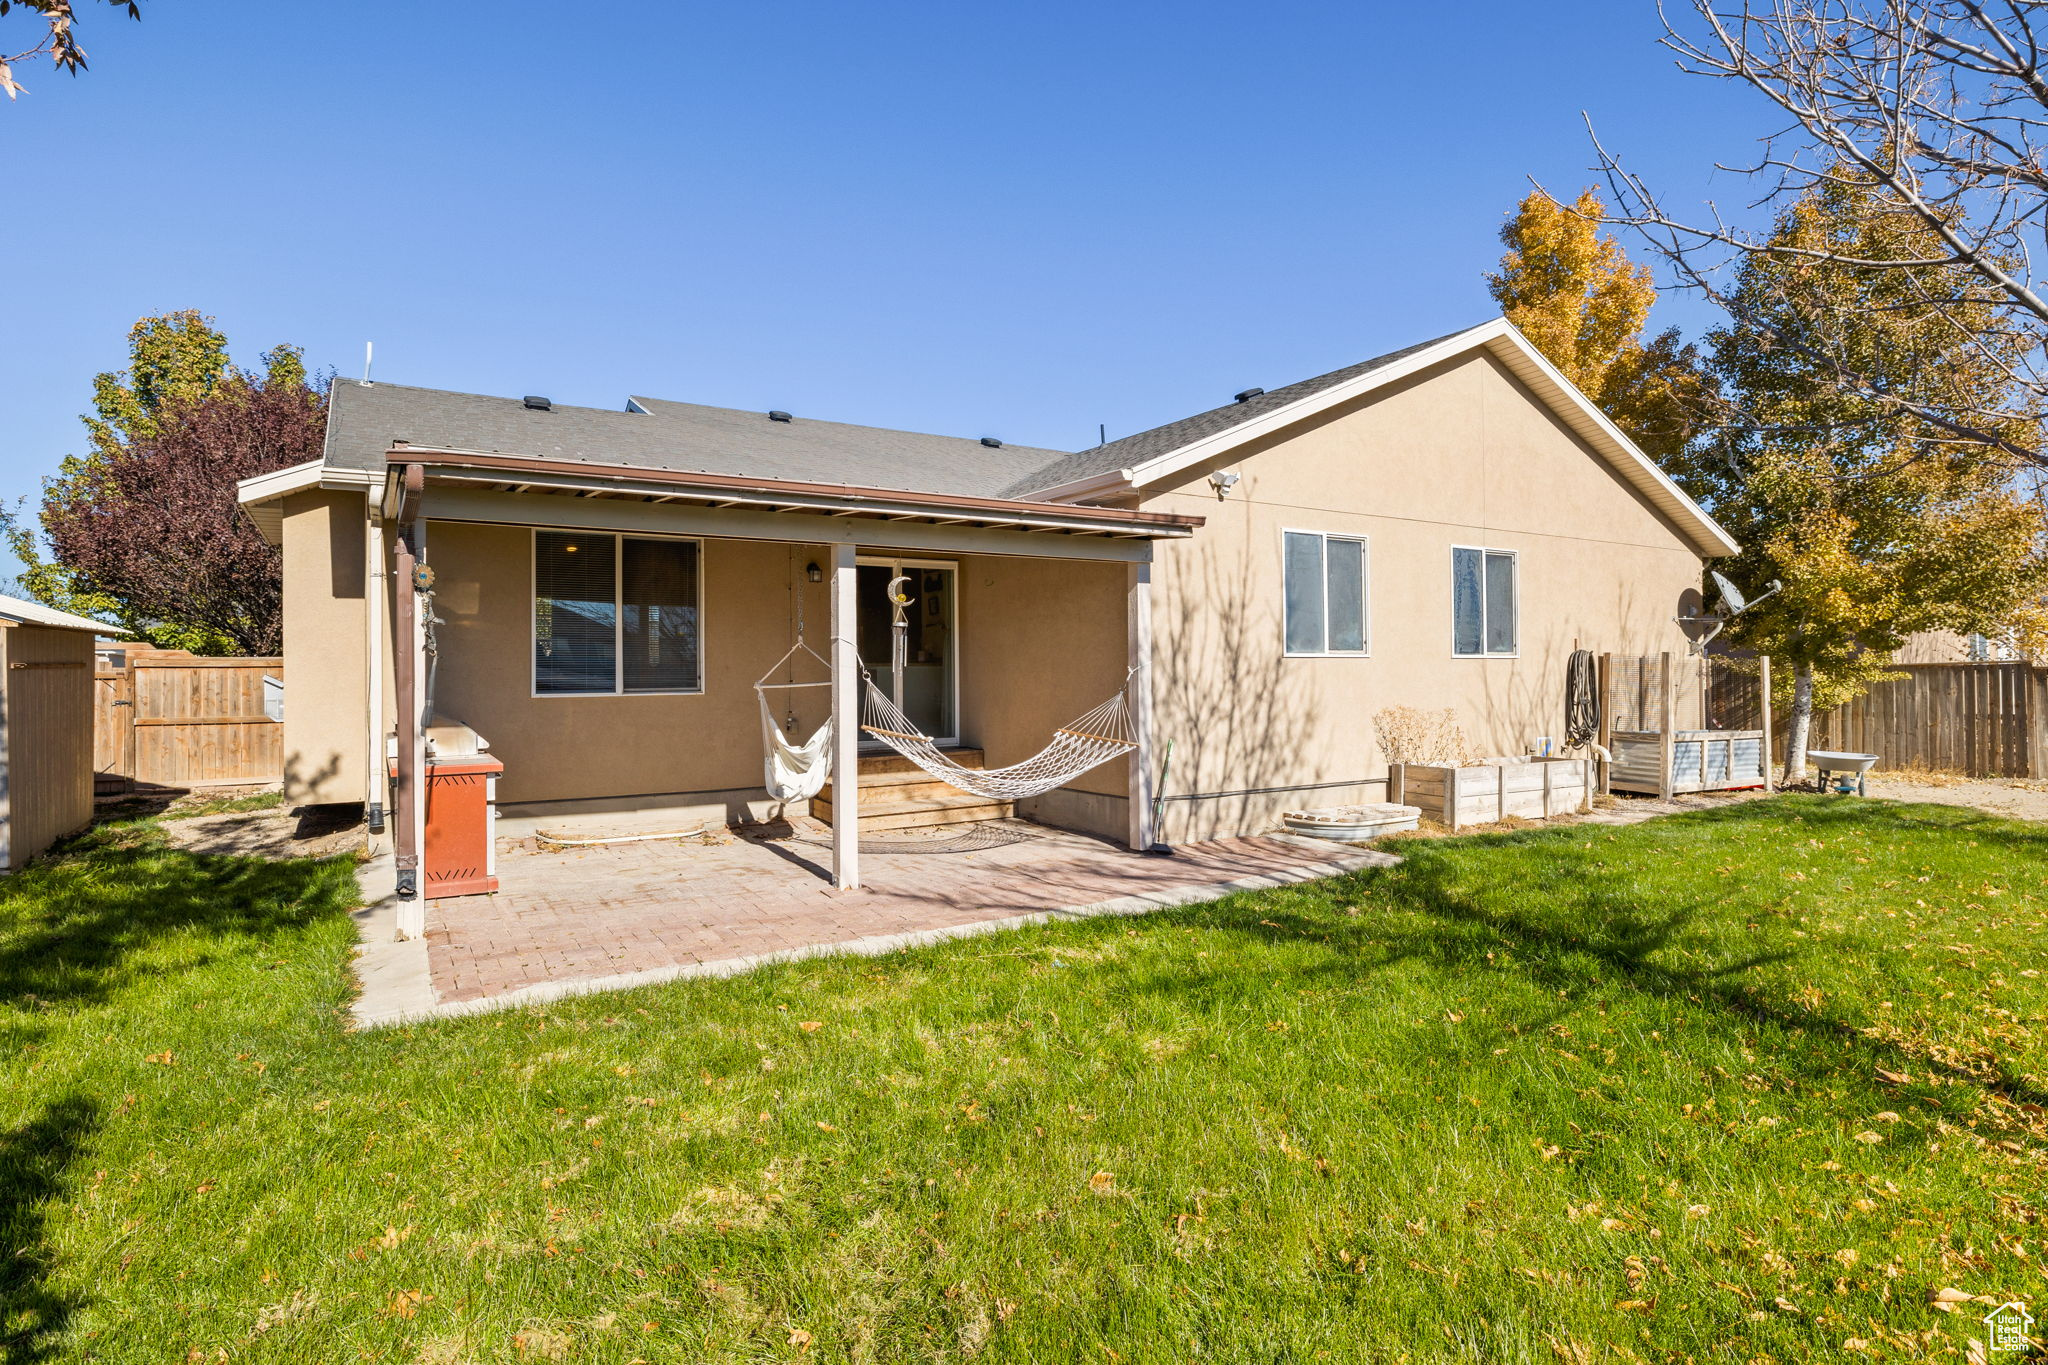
[{"left": 0, "top": 594, "right": 128, "bottom": 634}]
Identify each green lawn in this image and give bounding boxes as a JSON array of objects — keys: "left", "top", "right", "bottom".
[{"left": 3, "top": 798, "right": 2044, "bottom": 1363}]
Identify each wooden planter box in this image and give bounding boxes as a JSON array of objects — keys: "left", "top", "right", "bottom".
[
  {"left": 1609, "top": 729, "right": 1766, "bottom": 796},
  {"left": 1390, "top": 757, "right": 1595, "bottom": 831}
]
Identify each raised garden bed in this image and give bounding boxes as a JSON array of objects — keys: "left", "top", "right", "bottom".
[
  {"left": 1608, "top": 729, "right": 1767, "bottom": 796},
  {"left": 1390, "top": 757, "right": 1595, "bottom": 831}
]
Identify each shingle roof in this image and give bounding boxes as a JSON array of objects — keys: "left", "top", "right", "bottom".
[
  {"left": 999, "top": 328, "right": 1480, "bottom": 497},
  {"left": 321, "top": 381, "right": 1076, "bottom": 501},
  {"left": 320, "top": 326, "right": 1485, "bottom": 506}
]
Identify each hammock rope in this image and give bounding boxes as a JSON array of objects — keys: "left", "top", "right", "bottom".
[{"left": 858, "top": 666, "right": 1138, "bottom": 802}]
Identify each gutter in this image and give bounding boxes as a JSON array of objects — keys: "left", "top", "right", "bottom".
[{"left": 381, "top": 446, "right": 1204, "bottom": 537}]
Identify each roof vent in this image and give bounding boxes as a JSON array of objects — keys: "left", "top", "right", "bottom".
[
  {"left": 768, "top": 410, "right": 793, "bottom": 423},
  {"left": 523, "top": 395, "right": 553, "bottom": 411},
  {"left": 1233, "top": 387, "right": 1265, "bottom": 404},
  {"left": 980, "top": 436, "right": 1003, "bottom": 449}
]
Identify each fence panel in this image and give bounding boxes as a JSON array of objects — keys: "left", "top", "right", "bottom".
[
  {"left": 95, "top": 652, "right": 285, "bottom": 789},
  {"left": 1810, "top": 662, "right": 2038, "bottom": 777}
]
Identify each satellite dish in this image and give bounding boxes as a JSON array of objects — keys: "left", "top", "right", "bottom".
[{"left": 1711, "top": 570, "right": 1747, "bottom": 615}]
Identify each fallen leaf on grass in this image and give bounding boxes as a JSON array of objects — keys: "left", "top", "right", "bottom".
[
  {"left": 1088, "top": 1171, "right": 1115, "bottom": 1194},
  {"left": 787, "top": 1327, "right": 813, "bottom": 1351},
  {"left": 798, "top": 1021, "right": 823, "bottom": 1033},
  {"left": 382, "top": 1289, "right": 429, "bottom": 1319},
  {"left": 145, "top": 1052, "right": 174, "bottom": 1066}
]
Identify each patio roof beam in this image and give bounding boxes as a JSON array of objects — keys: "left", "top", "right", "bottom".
[
  {"left": 416, "top": 488, "right": 1166, "bottom": 563},
  {"left": 384, "top": 447, "right": 1202, "bottom": 540}
]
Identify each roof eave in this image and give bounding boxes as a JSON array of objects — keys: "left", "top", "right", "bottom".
[
  {"left": 234, "top": 460, "right": 381, "bottom": 546},
  {"left": 383, "top": 446, "right": 1204, "bottom": 540},
  {"left": 1097, "top": 318, "right": 1740, "bottom": 560},
  {"left": 1020, "top": 467, "right": 1139, "bottom": 505}
]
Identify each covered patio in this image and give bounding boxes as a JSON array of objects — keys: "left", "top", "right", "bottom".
[
  {"left": 380, "top": 448, "right": 1209, "bottom": 940},
  {"left": 351, "top": 816, "right": 1390, "bottom": 1026}
]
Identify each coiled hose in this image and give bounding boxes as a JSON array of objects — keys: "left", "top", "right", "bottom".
[{"left": 1565, "top": 648, "right": 1600, "bottom": 750}]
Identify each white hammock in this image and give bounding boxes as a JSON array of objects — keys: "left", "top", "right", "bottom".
[
  {"left": 756, "top": 640, "right": 834, "bottom": 804},
  {"left": 860, "top": 670, "right": 1137, "bottom": 801}
]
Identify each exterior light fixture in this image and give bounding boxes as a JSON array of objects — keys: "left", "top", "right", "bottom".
[{"left": 806, "top": 562, "right": 823, "bottom": 583}]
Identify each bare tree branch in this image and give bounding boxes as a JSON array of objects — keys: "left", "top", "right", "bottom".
[{"left": 1592, "top": 0, "right": 2048, "bottom": 467}]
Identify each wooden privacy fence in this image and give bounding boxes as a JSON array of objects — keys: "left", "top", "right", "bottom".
[
  {"left": 95, "top": 651, "right": 284, "bottom": 792},
  {"left": 1707, "top": 659, "right": 2046, "bottom": 778},
  {"left": 1814, "top": 662, "right": 2043, "bottom": 777}
]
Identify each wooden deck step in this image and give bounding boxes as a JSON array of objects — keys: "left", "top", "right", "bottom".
[
  {"left": 811, "top": 789, "right": 1013, "bottom": 832},
  {"left": 853, "top": 747, "right": 985, "bottom": 778},
  {"left": 813, "top": 748, "right": 1011, "bottom": 830}
]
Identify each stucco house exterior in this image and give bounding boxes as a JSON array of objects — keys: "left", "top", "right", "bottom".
[{"left": 239, "top": 317, "right": 1736, "bottom": 926}]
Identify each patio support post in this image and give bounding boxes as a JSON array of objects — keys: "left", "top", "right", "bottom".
[
  {"left": 829, "top": 542, "right": 860, "bottom": 890},
  {"left": 391, "top": 463, "right": 427, "bottom": 939},
  {"left": 1126, "top": 560, "right": 1156, "bottom": 851}
]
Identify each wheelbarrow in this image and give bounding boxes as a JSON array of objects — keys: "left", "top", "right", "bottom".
[{"left": 1807, "top": 749, "right": 1880, "bottom": 796}]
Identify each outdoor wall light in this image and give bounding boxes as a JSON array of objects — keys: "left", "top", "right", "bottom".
[{"left": 806, "top": 562, "right": 823, "bottom": 583}]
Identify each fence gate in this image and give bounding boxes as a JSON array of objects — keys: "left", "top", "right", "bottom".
[{"left": 93, "top": 651, "right": 285, "bottom": 791}]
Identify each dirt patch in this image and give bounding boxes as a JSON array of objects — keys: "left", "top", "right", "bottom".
[
  {"left": 1860, "top": 772, "right": 2048, "bottom": 821},
  {"left": 159, "top": 806, "right": 365, "bottom": 860}
]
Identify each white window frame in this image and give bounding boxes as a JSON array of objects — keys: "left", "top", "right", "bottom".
[
  {"left": 1281, "top": 528, "right": 1371, "bottom": 658},
  {"left": 1450, "top": 544, "right": 1518, "bottom": 659},
  {"left": 531, "top": 527, "right": 706, "bottom": 698}
]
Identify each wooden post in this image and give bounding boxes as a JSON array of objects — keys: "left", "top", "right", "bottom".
[
  {"left": 1596, "top": 653, "right": 1613, "bottom": 796},
  {"left": 1657, "top": 651, "right": 1676, "bottom": 802},
  {"left": 1125, "top": 560, "right": 1155, "bottom": 851},
  {"left": 1541, "top": 759, "right": 1554, "bottom": 818},
  {"left": 1759, "top": 655, "right": 1775, "bottom": 792},
  {"left": 1446, "top": 765, "right": 1462, "bottom": 832},
  {"left": 829, "top": 542, "right": 860, "bottom": 891},
  {"left": 1388, "top": 762, "right": 1404, "bottom": 806}
]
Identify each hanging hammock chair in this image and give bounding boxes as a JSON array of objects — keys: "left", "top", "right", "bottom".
[
  {"left": 859, "top": 666, "right": 1139, "bottom": 802},
  {"left": 755, "top": 638, "right": 835, "bottom": 804}
]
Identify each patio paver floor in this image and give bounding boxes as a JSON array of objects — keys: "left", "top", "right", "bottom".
[{"left": 411, "top": 819, "right": 1387, "bottom": 1015}]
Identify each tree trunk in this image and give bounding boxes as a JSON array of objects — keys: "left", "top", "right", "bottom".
[{"left": 1781, "top": 662, "right": 1815, "bottom": 786}]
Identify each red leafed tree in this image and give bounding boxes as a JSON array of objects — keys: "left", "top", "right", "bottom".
[{"left": 40, "top": 356, "right": 327, "bottom": 655}]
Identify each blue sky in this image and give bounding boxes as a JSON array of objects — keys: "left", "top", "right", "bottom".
[{"left": 4, "top": 0, "right": 1764, "bottom": 563}]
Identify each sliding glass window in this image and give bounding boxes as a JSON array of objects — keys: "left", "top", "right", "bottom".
[{"left": 535, "top": 531, "right": 701, "bottom": 694}]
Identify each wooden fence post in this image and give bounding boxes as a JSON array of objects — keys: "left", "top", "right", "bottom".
[
  {"left": 1759, "top": 655, "right": 1775, "bottom": 792},
  {"left": 1657, "top": 652, "right": 1676, "bottom": 801},
  {"left": 1596, "top": 653, "right": 1613, "bottom": 795}
]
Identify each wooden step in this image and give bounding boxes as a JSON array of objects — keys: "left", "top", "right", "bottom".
[
  {"left": 817, "top": 748, "right": 988, "bottom": 805},
  {"left": 811, "top": 788, "right": 1014, "bottom": 831},
  {"left": 855, "top": 747, "right": 985, "bottom": 777}
]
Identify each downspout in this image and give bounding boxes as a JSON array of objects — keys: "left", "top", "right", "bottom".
[
  {"left": 391, "top": 463, "right": 424, "bottom": 904},
  {"left": 364, "top": 507, "right": 387, "bottom": 835}
]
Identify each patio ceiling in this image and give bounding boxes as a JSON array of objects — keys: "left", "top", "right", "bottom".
[{"left": 383, "top": 446, "right": 1202, "bottom": 562}]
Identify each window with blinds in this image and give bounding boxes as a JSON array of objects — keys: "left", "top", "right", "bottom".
[
  {"left": 1452, "top": 546, "right": 1517, "bottom": 657},
  {"left": 534, "top": 531, "right": 701, "bottom": 694}
]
